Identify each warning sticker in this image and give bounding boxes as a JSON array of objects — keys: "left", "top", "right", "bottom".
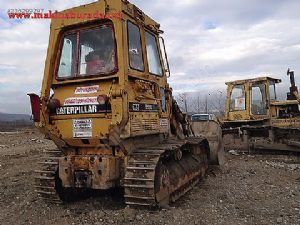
[
  {"left": 64, "top": 97, "right": 98, "bottom": 106},
  {"left": 160, "top": 118, "right": 169, "bottom": 127},
  {"left": 73, "top": 119, "right": 92, "bottom": 138},
  {"left": 75, "top": 85, "right": 99, "bottom": 94}
]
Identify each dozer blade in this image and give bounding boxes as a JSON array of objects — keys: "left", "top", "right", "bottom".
[{"left": 190, "top": 120, "right": 225, "bottom": 166}]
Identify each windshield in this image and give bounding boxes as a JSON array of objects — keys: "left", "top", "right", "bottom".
[{"left": 57, "top": 23, "right": 117, "bottom": 79}]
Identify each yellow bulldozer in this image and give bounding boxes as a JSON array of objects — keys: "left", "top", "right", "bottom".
[
  {"left": 222, "top": 69, "right": 300, "bottom": 152},
  {"left": 28, "top": 0, "right": 224, "bottom": 207}
]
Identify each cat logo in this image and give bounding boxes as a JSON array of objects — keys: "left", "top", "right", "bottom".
[{"left": 132, "top": 104, "right": 140, "bottom": 111}]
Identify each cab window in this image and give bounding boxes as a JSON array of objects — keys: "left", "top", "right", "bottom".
[
  {"left": 57, "top": 34, "right": 77, "bottom": 78},
  {"left": 269, "top": 81, "right": 276, "bottom": 101},
  {"left": 252, "top": 83, "right": 267, "bottom": 115},
  {"left": 79, "top": 26, "right": 116, "bottom": 76},
  {"left": 127, "top": 21, "right": 144, "bottom": 71},
  {"left": 145, "top": 31, "right": 163, "bottom": 76},
  {"left": 230, "top": 85, "right": 246, "bottom": 111},
  {"left": 57, "top": 23, "right": 117, "bottom": 79}
]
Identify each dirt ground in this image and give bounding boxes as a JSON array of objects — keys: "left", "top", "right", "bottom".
[{"left": 0, "top": 129, "right": 299, "bottom": 225}]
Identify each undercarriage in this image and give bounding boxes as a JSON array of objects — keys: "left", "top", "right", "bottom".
[{"left": 35, "top": 138, "right": 210, "bottom": 207}]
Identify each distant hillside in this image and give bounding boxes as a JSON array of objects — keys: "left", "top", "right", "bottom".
[{"left": 0, "top": 112, "right": 31, "bottom": 122}]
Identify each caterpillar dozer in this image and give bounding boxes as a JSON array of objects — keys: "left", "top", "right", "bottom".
[
  {"left": 28, "top": 0, "right": 224, "bottom": 207},
  {"left": 222, "top": 69, "right": 300, "bottom": 153}
]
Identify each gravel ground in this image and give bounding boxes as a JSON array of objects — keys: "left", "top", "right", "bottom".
[{"left": 0, "top": 129, "right": 299, "bottom": 225}]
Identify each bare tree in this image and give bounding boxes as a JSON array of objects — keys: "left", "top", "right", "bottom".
[
  {"left": 188, "top": 95, "right": 205, "bottom": 113},
  {"left": 175, "top": 89, "right": 226, "bottom": 116},
  {"left": 176, "top": 92, "right": 188, "bottom": 112},
  {"left": 207, "top": 90, "right": 226, "bottom": 116}
]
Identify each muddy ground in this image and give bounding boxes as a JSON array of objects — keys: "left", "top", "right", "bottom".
[{"left": 0, "top": 129, "right": 299, "bottom": 225}]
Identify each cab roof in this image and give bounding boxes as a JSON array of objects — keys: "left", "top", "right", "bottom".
[
  {"left": 225, "top": 77, "right": 282, "bottom": 86},
  {"left": 51, "top": 0, "right": 161, "bottom": 33}
]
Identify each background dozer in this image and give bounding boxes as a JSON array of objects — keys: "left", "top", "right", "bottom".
[
  {"left": 28, "top": 0, "right": 224, "bottom": 207},
  {"left": 222, "top": 69, "right": 300, "bottom": 153}
]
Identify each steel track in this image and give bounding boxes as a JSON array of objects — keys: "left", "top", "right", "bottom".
[
  {"left": 34, "top": 149, "right": 62, "bottom": 204},
  {"left": 124, "top": 138, "right": 209, "bottom": 207}
]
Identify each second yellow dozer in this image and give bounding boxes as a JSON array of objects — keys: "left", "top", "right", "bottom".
[
  {"left": 28, "top": 0, "right": 224, "bottom": 207},
  {"left": 222, "top": 69, "right": 300, "bottom": 153}
]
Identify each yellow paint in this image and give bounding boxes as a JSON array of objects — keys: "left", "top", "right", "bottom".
[{"left": 37, "top": 0, "right": 172, "bottom": 154}]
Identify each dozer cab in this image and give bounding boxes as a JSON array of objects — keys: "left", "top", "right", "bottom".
[
  {"left": 28, "top": 0, "right": 224, "bottom": 207},
  {"left": 222, "top": 69, "right": 300, "bottom": 152}
]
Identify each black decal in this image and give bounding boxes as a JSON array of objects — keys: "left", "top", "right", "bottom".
[
  {"left": 54, "top": 104, "right": 111, "bottom": 115},
  {"left": 129, "top": 103, "right": 158, "bottom": 112}
]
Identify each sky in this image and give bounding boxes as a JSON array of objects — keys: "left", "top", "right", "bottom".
[{"left": 0, "top": 0, "right": 300, "bottom": 114}]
